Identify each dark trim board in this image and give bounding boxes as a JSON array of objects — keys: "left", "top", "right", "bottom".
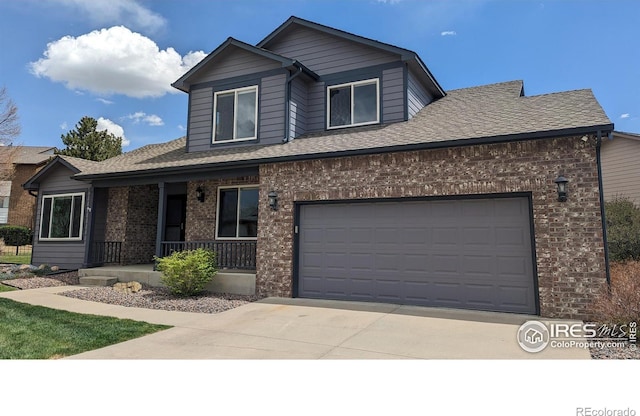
[{"left": 293, "top": 192, "right": 540, "bottom": 315}]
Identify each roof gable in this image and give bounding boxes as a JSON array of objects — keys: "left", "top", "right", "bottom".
[
  {"left": 257, "top": 16, "right": 445, "bottom": 98},
  {"left": 22, "top": 155, "right": 100, "bottom": 190},
  {"left": 172, "top": 37, "right": 317, "bottom": 92}
]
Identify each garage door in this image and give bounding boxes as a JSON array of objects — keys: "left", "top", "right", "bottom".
[{"left": 296, "top": 197, "right": 537, "bottom": 314}]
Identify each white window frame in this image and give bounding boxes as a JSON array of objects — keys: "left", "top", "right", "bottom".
[
  {"left": 39, "top": 192, "right": 85, "bottom": 241},
  {"left": 326, "top": 78, "right": 380, "bottom": 130},
  {"left": 212, "top": 85, "right": 259, "bottom": 143},
  {"left": 215, "top": 185, "right": 259, "bottom": 240}
]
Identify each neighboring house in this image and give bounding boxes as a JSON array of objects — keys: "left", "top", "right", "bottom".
[
  {"left": 24, "top": 17, "right": 614, "bottom": 319},
  {"left": 600, "top": 131, "right": 640, "bottom": 204},
  {"left": 0, "top": 146, "right": 55, "bottom": 228}
]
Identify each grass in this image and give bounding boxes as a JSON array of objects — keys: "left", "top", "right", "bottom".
[
  {"left": 0, "top": 283, "right": 17, "bottom": 292},
  {"left": 0, "top": 298, "right": 170, "bottom": 359},
  {"left": 0, "top": 254, "right": 32, "bottom": 264}
]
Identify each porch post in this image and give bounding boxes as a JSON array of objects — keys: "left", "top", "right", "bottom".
[{"left": 155, "top": 182, "right": 166, "bottom": 259}]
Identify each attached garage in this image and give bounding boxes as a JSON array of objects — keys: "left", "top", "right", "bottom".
[{"left": 295, "top": 196, "right": 538, "bottom": 314}]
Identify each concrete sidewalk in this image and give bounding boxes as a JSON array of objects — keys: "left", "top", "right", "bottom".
[{"left": 0, "top": 286, "right": 591, "bottom": 359}]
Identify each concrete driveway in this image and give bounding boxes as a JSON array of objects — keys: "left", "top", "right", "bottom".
[{"left": 1, "top": 286, "right": 590, "bottom": 359}]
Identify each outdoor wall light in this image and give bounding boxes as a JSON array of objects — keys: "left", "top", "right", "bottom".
[
  {"left": 268, "top": 190, "right": 278, "bottom": 211},
  {"left": 196, "top": 186, "right": 205, "bottom": 203},
  {"left": 554, "top": 175, "right": 568, "bottom": 202}
]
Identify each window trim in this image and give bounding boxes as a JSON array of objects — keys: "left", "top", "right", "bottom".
[
  {"left": 326, "top": 78, "right": 380, "bottom": 130},
  {"left": 39, "top": 192, "right": 85, "bottom": 241},
  {"left": 215, "top": 185, "right": 259, "bottom": 240},
  {"left": 212, "top": 85, "right": 259, "bottom": 144}
]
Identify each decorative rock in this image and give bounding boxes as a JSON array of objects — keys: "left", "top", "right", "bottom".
[
  {"left": 113, "top": 281, "right": 143, "bottom": 294},
  {"left": 38, "top": 264, "right": 47, "bottom": 270},
  {"left": 19, "top": 264, "right": 32, "bottom": 271},
  {"left": 50, "top": 266, "right": 60, "bottom": 272}
]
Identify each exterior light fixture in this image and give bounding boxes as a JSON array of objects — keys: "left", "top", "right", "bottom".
[
  {"left": 554, "top": 175, "right": 568, "bottom": 202},
  {"left": 268, "top": 190, "right": 278, "bottom": 211},
  {"left": 196, "top": 186, "right": 205, "bottom": 203}
]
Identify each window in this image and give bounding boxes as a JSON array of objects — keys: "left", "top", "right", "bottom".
[
  {"left": 39, "top": 193, "right": 85, "bottom": 240},
  {"left": 216, "top": 186, "right": 258, "bottom": 239},
  {"left": 327, "top": 78, "right": 379, "bottom": 129},
  {"left": 213, "top": 86, "right": 258, "bottom": 143},
  {"left": 0, "top": 181, "right": 10, "bottom": 224}
]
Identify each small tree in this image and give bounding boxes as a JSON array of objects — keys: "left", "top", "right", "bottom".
[
  {"left": 605, "top": 196, "right": 640, "bottom": 262},
  {"left": 155, "top": 248, "right": 218, "bottom": 297},
  {"left": 56, "top": 116, "right": 122, "bottom": 161},
  {"left": 0, "top": 226, "right": 32, "bottom": 255}
]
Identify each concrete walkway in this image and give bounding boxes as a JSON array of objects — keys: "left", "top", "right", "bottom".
[{"left": 0, "top": 286, "right": 591, "bottom": 359}]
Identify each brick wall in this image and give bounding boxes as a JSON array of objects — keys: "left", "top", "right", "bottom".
[
  {"left": 7, "top": 164, "right": 40, "bottom": 228},
  {"left": 257, "top": 136, "right": 608, "bottom": 319},
  {"left": 105, "top": 185, "right": 158, "bottom": 264},
  {"left": 185, "top": 176, "right": 259, "bottom": 241}
]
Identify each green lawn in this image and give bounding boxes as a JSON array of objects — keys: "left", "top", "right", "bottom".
[
  {"left": 0, "top": 298, "right": 170, "bottom": 359},
  {"left": 0, "top": 284, "right": 17, "bottom": 292},
  {"left": 0, "top": 254, "right": 32, "bottom": 264}
]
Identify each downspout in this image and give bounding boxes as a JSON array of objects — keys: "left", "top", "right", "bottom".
[
  {"left": 596, "top": 131, "right": 611, "bottom": 284},
  {"left": 283, "top": 65, "right": 304, "bottom": 143}
]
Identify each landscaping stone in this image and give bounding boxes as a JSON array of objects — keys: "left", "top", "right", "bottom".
[{"left": 113, "top": 281, "right": 142, "bottom": 294}]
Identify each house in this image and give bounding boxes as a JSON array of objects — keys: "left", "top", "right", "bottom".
[
  {"left": 600, "top": 131, "right": 640, "bottom": 204},
  {"left": 0, "top": 145, "right": 55, "bottom": 227},
  {"left": 23, "top": 16, "right": 613, "bottom": 319}
]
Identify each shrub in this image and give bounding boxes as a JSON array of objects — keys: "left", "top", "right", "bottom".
[
  {"left": 154, "top": 248, "right": 217, "bottom": 297},
  {"left": 591, "top": 261, "right": 640, "bottom": 325},
  {"left": 605, "top": 197, "right": 640, "bottom": 262},
  {"left": 0, "top": 226, "right": 32, "bottom": 248}
]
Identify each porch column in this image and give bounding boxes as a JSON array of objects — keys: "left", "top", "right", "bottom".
[{"left": 155, "top": 182, "right": 166, "bottom": 258}]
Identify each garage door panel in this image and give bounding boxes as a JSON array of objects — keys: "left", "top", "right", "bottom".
[{"left": 298, "top": 197, "right": 536, "bottom": 314}]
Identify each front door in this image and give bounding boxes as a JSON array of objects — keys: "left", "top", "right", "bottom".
[{"left": 164, "top": 195, "right": 187, "bottom": 241}]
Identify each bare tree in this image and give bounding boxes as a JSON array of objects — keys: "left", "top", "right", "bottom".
[
  {"left": 0, "top": 86, "right": 20, "bottom": 145},
  {"left": 0, "top": 87, "right": 20, "bottom": 181}
]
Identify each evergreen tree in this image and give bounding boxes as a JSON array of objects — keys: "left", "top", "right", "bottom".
[{"left": 56, "top": 116, "right": 122, "bottom": 161}]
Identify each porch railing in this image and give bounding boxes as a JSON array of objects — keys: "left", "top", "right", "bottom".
[
  {"left": 90, "top": 241, "right": 123, "bottom": 265},
  {"left": 160, "top": 241, "right": 256, "bottom": 270}
]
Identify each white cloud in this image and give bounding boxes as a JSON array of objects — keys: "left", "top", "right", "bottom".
[
  {"left": 125, "top": 111, "right": 164, "bottom": 126},
  {"left": 96, "top": 98, "right": 114, "bottom": 105},
  {"left": 96, "top": 117, "right": 130, "bottom": 146},
  {"left": 29, "top": 26, "right": 206, "bottom": 98},
  {"left": 60, "top": 122, "right": 68, "bottom": 130},
  {"left": 376, "top": 0, "right": 403, "bottom": 4},
  {"left": 177, "top": 125, "right": 186, "bottom": 132},
  {"left": 50, "top": 0, "right": 166, "bottom": 33},
  {"left": 441, "top": 31, "right": 457, "bottom": 36},
  {"left": 620, "top": 113, "right": 630, "bottom": 119}
]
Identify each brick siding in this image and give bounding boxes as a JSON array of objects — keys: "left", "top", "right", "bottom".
[
  {"left": 7, "top": 164, "right": 41, "bottom": 228},
  {"left": 257, "top": 135, "right": 608, "bottom": 319}
]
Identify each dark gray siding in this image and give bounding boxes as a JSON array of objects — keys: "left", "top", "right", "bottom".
[
  {"left": 259, "top": 73, "right": 286, "bottom": 144},
  {"left": 289, "top": 76, "right": 308, "bottom": 138},
  {"left": 305, "top": 82, "right": 326, "bottom": 133},
  {"left": 382, "top": 66, "right": 405, "bottom": 123},
  {"left": 187, "top": 87, "right": 213, "bottom": 152},
  {"left": 266, "top": 26, "right": 398, "bottom": 76},
  {"left": 407, "top": 69, "right": 433, "bottom": 119},
  {"left": 189, "top": 47, "right": 282, "bottom": 84},
  {"left": 31, "top": 164, "right": 91, "bottom": 269}
]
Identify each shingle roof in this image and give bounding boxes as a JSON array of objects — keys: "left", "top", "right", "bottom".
[
  {"left": 0, "top": 146, "right": 55, "bottom": 165},
  {"left": 57, "top": 155, "right": 103, "bottom": 173},
  {"left": 74, "top": 80, "right": 613, "bottom": 180}
]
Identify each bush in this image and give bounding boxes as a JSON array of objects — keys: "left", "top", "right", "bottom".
[
  {"left": 605, "top": 197, "right": 640, "bottom": 262},
  {"left": 592, "top": 261, "right": 640, "bottom": 325},
  {"left": 154, "top": 248, "right": 217, "bottom": 297},
  {"left": 0, "top": 226, "right": 32, "bottom": 247}
]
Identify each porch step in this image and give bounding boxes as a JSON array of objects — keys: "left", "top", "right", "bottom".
[{"left": 79, "top": 276, "right": 118, "bottom": 287}]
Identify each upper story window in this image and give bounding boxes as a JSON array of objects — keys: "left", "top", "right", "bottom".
[
  {"left": 327, "top": 78, "right": 379, "bottom": 129},
  {"left": 213, "top": 85, "right": 258, "bottom": 143},
  {"left": 39, "top": 193, "right": 85, "bottom": 241}
]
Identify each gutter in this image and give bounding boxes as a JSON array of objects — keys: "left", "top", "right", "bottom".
[
  {"left": 73, "top": 123, "right": 614, "bottom": 182},
  {"left": 283, "top": 65, "right": 304, "bottom": 143},
  {"left": 596, "top": 130, "right": 612, "bottom": 284}
]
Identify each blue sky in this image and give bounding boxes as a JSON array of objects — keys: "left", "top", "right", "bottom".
[{"left": 0, "top": 0, "right": 638, "bottom": 151}]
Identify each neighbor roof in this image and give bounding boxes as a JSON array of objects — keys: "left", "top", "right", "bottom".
[
  {"left": 0, "top": 146, "right": 55, "bottom": 165},
  {"left": 72, "top": 80, "right": 613, "bottom": 181}
]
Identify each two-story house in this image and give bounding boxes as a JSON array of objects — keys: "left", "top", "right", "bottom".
[{"left": 24, "top": 16, "right": 613, "bottom": 319}]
